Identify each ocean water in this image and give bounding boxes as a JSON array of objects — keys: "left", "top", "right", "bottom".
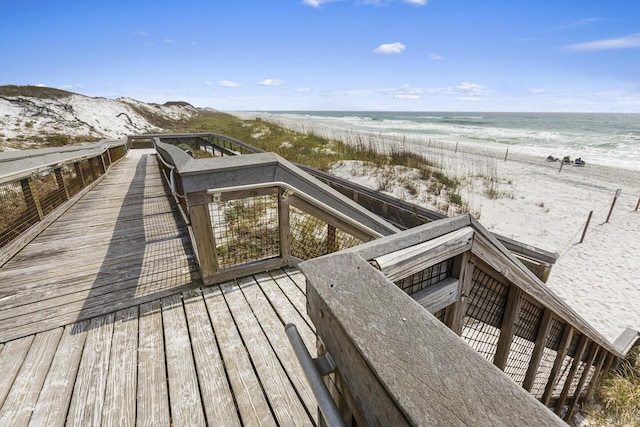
[{"left": 260, "top": 111, "right": 640, "bottom": 171}]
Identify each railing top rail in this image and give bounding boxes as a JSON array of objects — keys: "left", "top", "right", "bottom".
[
  {"left": 341, "top": 214, "right": 624, "bottom": 357},
  {"left": 0, "top": 139, "right": 126, "bottom": 183},
  {"left": 153, "top": 138, "right": 399, "bottom": 238}
]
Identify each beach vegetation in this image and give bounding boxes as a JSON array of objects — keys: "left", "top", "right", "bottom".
[{"left": 583, "top": 347, "right": 640, "bottom": 426}]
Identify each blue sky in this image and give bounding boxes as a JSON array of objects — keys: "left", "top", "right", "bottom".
[{"left": 2, "top": 0, "right": 639, "bottom": 112}]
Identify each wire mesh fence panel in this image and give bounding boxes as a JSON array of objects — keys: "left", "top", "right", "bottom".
[
  {"left": 504, "top": 298, "right": 543, "bottom": 385},
  {"left": 209, "top": 195, "right": 280, "bottom": 269},
  {"left": 552, "top": 333, "right": 581, "bottom": 399},
  {"left": 0, "top": 181, "right": 37, "bottom": 249},
  {"left": 62, "top": 163, "right": 84, "bottom": 198},
  {"left": 530, "top": 318, "right": 566, "bottom": 398},
  {"left": 566, "top": 342, "right": 593, "bottom": 397},
  {"left": 461, "top": 268, "right": 509, "bottom": 362},
  {"left": 289, "top": 205, "right": 363, "bottom": 261},
  {"left": 79, "top": 159, "right": 97, "bottom": 185},
  {"left": 31, "top": 170, "right": 67, "bottom": 216},
  {"left": 394, "top": 259, "right": 452, "bottom": 295}
]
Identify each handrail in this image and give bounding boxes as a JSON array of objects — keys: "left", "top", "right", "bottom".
[
  {"left": 207, "top": 182, "right": 385, "bottom": 239},
  {"left": 285, "top": 323, "right": 345, "bottom": 427},
  {"left": 0, "top": 139, "right": 127, "bottom": 184}
]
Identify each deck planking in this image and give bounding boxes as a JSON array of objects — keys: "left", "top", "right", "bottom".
[
  {"left": 0, "top": 270, "right": 318, "bottom": 426},
  {"left": 0, "top": 150, "right": 199, "bottom": 343},
  {"left": 0, "top": 148, "right": 319, "bottom": 426}
]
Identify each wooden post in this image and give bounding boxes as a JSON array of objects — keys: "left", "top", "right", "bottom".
[
  {"left": 20, "top": 178, "right": 44, "bottom": 221},
  {"left": 605, "top": 189, "right": 621, "bottom": 223},
  {"left": 327, "top": 225, "right": 338, "bottom": 254},
  {"left": 494, "top": 285, "right": 523, "bottom": 370},
  {"left": 555, "top": 335, "right": 588, "bottom": 416},
  {"left": 583, "top": 349, "right": 607, "bottom": 403},
  {"left": 444, "top": 253, "right": 474, "bottom": 335},
  {"left": 579, "top": 211, "right": 593, "bottom": 244},
  {"left": 542, "top": 325, "right": 574, "bottom": 406},
  {"left": 558, "top": 161, "right": 564, "bottom": 173},
  {"left": 635, "top": 197, "right": 639, "bottom": 212},
  {"left": 189, "top": 199, "right": 219, "bottom": 279},
  {"left": 455, "top": 142, "right": 459, "bottom": 153},
  {"left": 504, "top": 149, "right": 509, "bottom": 162},
  {"left": 278, "top": 189, "right": 291, "bottom": 262},
  {"left": 523, "top": 308, "right": 554, "bottom": 391},
  {"left": 566, "top": 344, "right": 599, "bottom": 420},
  {"left": 54, "top": 167, "right": 70, "bottom": 201}
]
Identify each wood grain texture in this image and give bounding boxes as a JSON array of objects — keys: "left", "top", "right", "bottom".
[
  {"left": 203, "top": 284, "right": 277, "bottom": 427},
  {"left": 28, "top": 321, "right": 89, "bottom": 427},
  {"left": 0, "top": 335, "right": 34, "bottom": 408},
  {"left": 66, "top": 313, "right": 115, "bottom": 427},
  {"left": 102, "top": 307, "right": 139, "bottom": 427},
  {"left": 136, "top": 300, "right": 170, "bottom": 427},
  {"left": 183, "top": 289, "right": 240, "bottom": 427},
  {"left": 0, "top": 328, "right": 62, "bottom": 427},
  {"left": 161, "top": 293, "right": 206, "bottom": 427}
]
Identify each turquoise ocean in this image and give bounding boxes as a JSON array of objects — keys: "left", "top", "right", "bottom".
[{"left": 264, "top": 111, "right": 640, "bottom": 171}]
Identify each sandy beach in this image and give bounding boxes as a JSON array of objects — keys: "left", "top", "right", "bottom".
[{"left": 328, "top": 137, "right": 640, "bottom": 344}]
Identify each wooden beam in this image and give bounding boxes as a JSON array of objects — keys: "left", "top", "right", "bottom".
[
  {"left": 327, "top": 225, "right": 338, "bottom": 253},
  {"left": 411, "top": 277, "right": 459, "bottom": 314},
  {"left": 566, "top": 344, "right": 599, "bottom": 420},
  {"left": 494, "top": 285, "right": 523, "bottom": 370},
  {"left": 189, "top": 203, "right": 219, "bottom": 278},
  {"left": 373, "top": 227, "right": 474, "bottom": 282},
  {"left": 542, "top": 324, "right": 574, "bottom": 406},
  {"left": 583, "top": 349, "right": 608, "bottom": 403},
  {"left": 523, "top": 308, "right": 554, "bottom": 392},
  {"left": 445, "top": 252, "right": 474, "bottom": 335},
  {"left": 555, "top": 334, "right": 588, "bottom": 416},
  {"left": 21, "top": 178, "right": 44, "bottom": 221},
  {"left": 278, "top": 190, "right": 291, "bottom": 262}
]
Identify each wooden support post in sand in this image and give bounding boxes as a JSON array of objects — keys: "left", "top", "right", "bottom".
[
  {"left": 504, "top": 149, "right": 509, "bottom": 162},
  {"left": 635, "top": 197, "right": 640, "bottom": 211},
  {"left": 455, "top": 141, "right": 459, "bottom": 153},
  {"left": 605, "top": 189, "right": 622, "bottom": 223},
  {"left": 580, "top": 211, "right": 593, "bottom": 244},
  {"left": 558, "top": 161, "right": 564, "bottom": 173}
]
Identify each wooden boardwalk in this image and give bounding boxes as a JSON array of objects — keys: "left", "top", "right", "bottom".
[{"left": 0, "top": 150, "right": 318, "bottom": 426}]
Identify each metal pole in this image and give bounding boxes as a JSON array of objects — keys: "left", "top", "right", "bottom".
[
  {"left": 285, "top": 324, "right": 345, "bottom": 427},
  {"left": 580, "top": 211, "right": 593, "bottom": 243}
]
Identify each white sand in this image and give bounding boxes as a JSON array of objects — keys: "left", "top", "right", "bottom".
[{"left": 330, "top": 140, "right": 640, "bottom": 344}]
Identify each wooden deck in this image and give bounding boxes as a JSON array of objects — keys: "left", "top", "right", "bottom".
[{"left": 0, "top": 150, "right": 318, "bottom": 426}]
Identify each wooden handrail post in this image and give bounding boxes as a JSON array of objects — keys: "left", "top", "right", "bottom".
[
  {"left": 583, "top": 349, "right": 607, "bottom": 403},
  {"left": 542, "top": 325, "right": 574, "bottom": 406},
  {"left": 188, "top": 194, "right": 219, "bottom": 279},
  {"left": 494, "top": 285, "right": 523, "bottom": 370},
  {"left": 445, "top": 252, "right": 474, "bottom": 335},
  {"left": 566, "top": 344, "right": 599, "bottom": 420},
  {"left": 523, "top": 308, "right": 554, "bottom": 391},
  {"left": 555, "top": 335, "right": 588, "bottom": 416},
  {"left": 327, "top": 225, "right": 337, "bottom": 254},
  {"left": 20, "top": 177, "right": 44, "bottom": 221},
  {"left": 279, "top": 189, "right": 291, "bottom": 263}
]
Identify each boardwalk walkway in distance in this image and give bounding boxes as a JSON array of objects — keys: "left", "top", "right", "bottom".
[
  {"left": 0, "top": 149, "right": 199, "bottom": 342},
  {"left": 0, "top": 149, "right": 318, "bottom": 425}
]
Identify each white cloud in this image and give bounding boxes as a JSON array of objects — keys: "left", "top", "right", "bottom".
[
  {"left": 529, "top": 88, "right": 546, "bottom": 94},
  {"left": 565, "top": 33, "right": 640, "bottom": 51},
  {"left": 219, "top": 80, "right": 244, "bottom": 88},
  {"left": 374, "top": 42, "right": 406, "bottom": 54},
  {"left": 164, "top": 39, "right": 176, "bottom": 44},
  {"left": 302, "top": 0, "right": 341, "bottom": 7},
  {"left": 457, "top": 97, "right": 480, "bottom": 101},
  {"left": 394, "top": 94, "right": 420, "bottom": 100},
  {"left": 403, "top": 0, "right": 428, "bottom": 5},
  {"left": 35, "top": 83, "right": 47, "bottom": 87},
  {"left": 133, "top": 31, "right": 149, "bottom": 37},
  {"left": 258, "top": 79, "right": 284, "bottom": 86},
  {"left": 295, "top": 87, "right": 312, "bottom": 93},
  {"left": 203, "top": 81, "right": 214, "bottom": 87},
  {"left": 430, "top": 53, "right": 443, "bottom": 60}
]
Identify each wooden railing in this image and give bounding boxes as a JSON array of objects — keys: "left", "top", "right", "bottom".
[
  {"left": 0, "top": 140, "right": 128, "bottom": 266},
  {"left": 136, "top": 132, "right": 558, "bottom": 282},
  {"left": 152, "top": 138, "right": 398, "bottom": 285},
  {"left": 298, "top": 215, "right": 638, "bottom": 425}
]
